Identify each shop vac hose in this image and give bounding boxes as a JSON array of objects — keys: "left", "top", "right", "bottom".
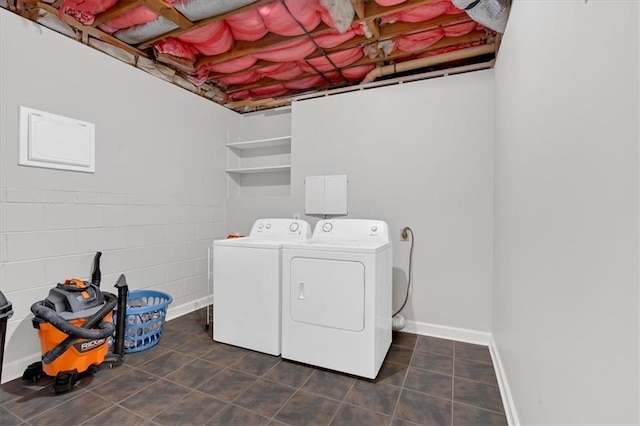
[
  {"left": 32, "top": 293, "right": 117, "bottom": 365},
  {"left": 36, "top": 293, "right": 118, "bottom": 365}
]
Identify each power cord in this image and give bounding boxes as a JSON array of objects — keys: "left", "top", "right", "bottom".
[{"left": 393, "top": 226, "right": 414, "bottom": 317}]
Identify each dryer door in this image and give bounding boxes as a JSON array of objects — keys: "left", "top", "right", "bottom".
[{"left": 289, "top": 257, "right": 365, "bottom": 331}]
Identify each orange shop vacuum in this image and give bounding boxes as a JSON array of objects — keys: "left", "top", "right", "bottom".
[{"left": 22, "top": 252, "right": 128, "bottom": 393}]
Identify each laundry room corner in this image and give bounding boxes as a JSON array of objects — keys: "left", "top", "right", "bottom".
[{"left": 0, "top": 8, "right": 233, "bottom": 382}]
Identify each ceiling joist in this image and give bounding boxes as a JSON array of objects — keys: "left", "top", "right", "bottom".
[
  {"left": 91, "top": 0, "right": 144, "bottom": 27},
  {"left": 141, "top": 0, "right": 193, "bottom": 30},
  {"left": 22, "top": 1, "right": 149, "bottom": 58}
]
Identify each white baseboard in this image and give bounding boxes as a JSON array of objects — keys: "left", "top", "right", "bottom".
[
  {"left": 402, "top": 319, "right": 491, "bottom": 346},
  {"left": 489, "top": 335, "right": 519, "bottom": 426},
  {"left": 166, "top": 295, "right": 212, "bottom": 321},
  {"left": 2, "top": 353, "right": 42, "bottom": 384}
]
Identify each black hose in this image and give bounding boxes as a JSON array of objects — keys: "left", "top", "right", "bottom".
[
  {"left": 37, "top": 292, "right": 118, "bottom": 365},
  {"left": 393, "top": 227, "right": 414, "bottom": 317},
  {"left": 32, "top": 293, "right": 117, "bottom": 341}
]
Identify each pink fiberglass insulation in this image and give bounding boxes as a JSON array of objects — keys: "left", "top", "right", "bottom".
[
  {"left": 299, "top": 47, "right": 363, "bottom": 73},
  {"left": 251, "top": 83, "right": 288, "bottom": 97},
  {"left": 253, "top": 38, "right": 317, "bottom": 62},
  {"left": 225, "top": 8, "right": 269, "bottom": 41},
  {"left": 178, "top": 21, "right": 234, "bottom": 56},
  {"left": 416, "top": 40, "right": 484, "bottom": 57},
  {"left": 283, "top": 74, "right": 325, "bottom": 90},
  {"left": 313, "top": 29, "right": 356, "bottom": 49},
  {"left": 59, "top": 0, "right": 117, "bottom": 24},
  {"left": 395, "top": 29, "right": 444, "bottom": 52},
  {"left": 98, "top": 6, "right": 158, "bottom": 34},
  {"left": 341, "top": 64, "right": 376, "bottom": 80},
  {"left": 200, "top": 55, "right": 258, "bottom": 75},
  {"left": 374, "top": 0, "right": 407, "bottom": 6},
  {"left": 442, "top": 21, "right": 480, "bottom": 37},
  {"left": 257, "top": 62, "right": 304, "bottom": 80},
  {"left": 394, "top": 22, "right": 477, "bottom": 53},
  {"left": 325, "top": 71, "right": 345, "bottom": 83},
  {"left": 154, "top": 38, "right": 198, "bottom": 62},
  {"left": 381, "top": 0, "right": 455, "bottom": 25},
  {"left": 218, "top": 71, "right": 262, "bottom": 86},
  {"left": 229, "top": 90, "right": 251, "bottom": 100},
  {"left": 257, "top": 0, "right": 321, "bottom": 37},
  {"left": 191, "top": 30, "right": 234, "bottom": 56}
]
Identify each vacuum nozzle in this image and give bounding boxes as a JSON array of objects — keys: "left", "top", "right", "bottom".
[{"left": 91, "top": 252, "right": 102, "bottom": 288}]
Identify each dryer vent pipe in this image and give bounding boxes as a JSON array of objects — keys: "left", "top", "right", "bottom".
[{"left": 392, "top": 314, "right": 407, "bottom": 331}]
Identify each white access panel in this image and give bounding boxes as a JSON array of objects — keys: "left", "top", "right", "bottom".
[
  {"left": 304, "top": 176, "right": 325, "bottom": 215},
  {"left": 304, "top": 175, "right": 348, "bottom": 215},
  {"left": 19, "top": 106, "right": 95, "bottom": 173},
  {"left": 290, "top": 258, "right": 364, "bottom": 332},
  {"left": 324, "top": 175, "right": 348, "bottom": 215}
]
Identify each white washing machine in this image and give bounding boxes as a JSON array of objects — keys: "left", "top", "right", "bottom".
[
  {"left": 213, "top": 218, "right": 311, "bottom": 356},
  {"left": 281, "top": 219, "right": 392, "bottom": 379}
]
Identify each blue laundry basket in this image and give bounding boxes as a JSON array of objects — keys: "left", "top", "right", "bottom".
[{"left": 119, "top": 290, "right": 172, "bottom": 353}]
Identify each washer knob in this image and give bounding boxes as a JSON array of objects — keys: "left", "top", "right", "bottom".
[
  {"left": 289, "top": 222, "right": 300, "bottom": 232},
  {"left": 258, "top": 223, "right": 264, "bottom": 229},
  {"left": 371, "top": 225, "right": 378, "bottom": 232},
  {"left": 265, "top": 223, "right": 271, "bottom": 229},
  {"left": 322, "top": 222, "right": 333, "bottom": 233}
]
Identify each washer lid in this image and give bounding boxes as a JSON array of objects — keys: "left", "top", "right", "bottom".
[
  {"left": 214, "top": 237, "right": 284, "bottom": 249},
  {"left": 282, "top": 239, "right": 391, "bottom": 254}
]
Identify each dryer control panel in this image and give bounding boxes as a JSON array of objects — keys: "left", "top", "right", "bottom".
[
  {"left": 250, "top": 218, "right": 312, "bottom": 240},
  {"left": 313, "top": 219, "right": 389, "bottom": 242}
]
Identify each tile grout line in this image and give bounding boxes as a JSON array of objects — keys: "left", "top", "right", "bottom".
[
  {"left": 388, "top": 339, "right": 416, "bottom": 424},
  {"left": 451, "top": 342, "right": 456, "bottom": 426},
  {"left": 325, "top": 375, "right": 358, "bottom": 426}
]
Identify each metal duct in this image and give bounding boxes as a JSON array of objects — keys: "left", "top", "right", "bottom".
[{"left": 452, "top": 0, "right": 511, "bottom": 33}]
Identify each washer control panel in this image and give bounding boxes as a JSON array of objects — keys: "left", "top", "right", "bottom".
[
  {"left": 313, "top": 219, "right": 389, "bottom": 242},
  {"left": 250, "top": 218, "right": 311, "bottom": 240}
]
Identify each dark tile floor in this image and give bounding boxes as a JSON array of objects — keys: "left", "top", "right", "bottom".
[{"left": 0, "top": 308, "right": 506, "bottom": 425}]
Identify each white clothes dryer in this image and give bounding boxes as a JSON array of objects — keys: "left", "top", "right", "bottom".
[
  {"left": 281, "top": 219, "right": 392, "bottom": 379},
  {"left": 213, "top": 218, "right": 311, "bottom": 355}
]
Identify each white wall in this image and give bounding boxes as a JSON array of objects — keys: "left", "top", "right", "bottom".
[
  {"left": 0, "top": 9, "right": 236, "bottom": 382},
  {"left": 288, "top": 71, "right": 494, "bottom": 334},
  {"left": 493, "top": 1, "right": 639, "bottom": 424},
  {"left": 225, "top": 110, "right": 297, "bottom": 233}
]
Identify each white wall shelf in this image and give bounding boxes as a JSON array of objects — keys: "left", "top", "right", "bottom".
[
  {"left": 225, "top": 133, "right": 292, "bottom": 196},
  {"left": 226, "top": 165, "right": 291, "bottom": 174},
  {"left": 225, "top": 135, "right": 291, "bottom": 178},
  {"left": 226, "top": 136, "right": 291, "bottom": 150}
]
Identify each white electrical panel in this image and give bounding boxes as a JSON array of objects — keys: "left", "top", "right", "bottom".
[
  {"left": 305, "top": 175, "right": 348, "bottom": 215},
  {"left": 19, "top": 106, "right": 95, "bottom": 173}
]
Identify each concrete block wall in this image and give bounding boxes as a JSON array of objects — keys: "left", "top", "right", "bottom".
[
  {"left": 0, "top": 8, "right": 235, "bottom": 382},
  {"left": 0, "top": 186, "right": 224, "bottom": 380}
]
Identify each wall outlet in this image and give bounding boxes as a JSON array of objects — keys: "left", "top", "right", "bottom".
[{"left": 401, "top": 227, "right": 410, "bottom": 241}]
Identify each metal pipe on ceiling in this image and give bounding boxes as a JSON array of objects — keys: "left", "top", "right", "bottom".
[{"left": 361, "top": 43, "right": 496, "bottom": 84}]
